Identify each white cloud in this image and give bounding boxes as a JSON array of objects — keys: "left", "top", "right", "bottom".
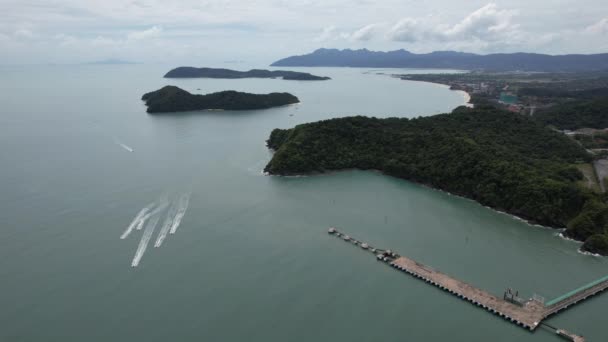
[
  {"left": 1, "top": 0, "right": 608, "bottom": 64},
  {"left": 127, "top": 25, "right": 162, "bottom": 41},
  {"left": 387, "top": 18, "right": 426, "bottom": 42},
  {"left": 442, "top": 3, "right": 518, "bottom": 41},
  {"left": 387, "top": 3, "right": 520, "bottom": 44},
  {"left": 350, "top": 23, "right": 383, "bottom": 41},
  {"left": 314, "top": 25, "right": 338, "bottom": 42},
  {"left": 53, "top": 33, "right": 77, "bottom": 46},
  {"left": 585, "top": 17, "right": 608, "bottom": 34},
  {"left": 91, "top": 35, "right": 119, "bottom": 46},
  {"left": 14, "top": 29, "right": 36, "bottom": 39}
]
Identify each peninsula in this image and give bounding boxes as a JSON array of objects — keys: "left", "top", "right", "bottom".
[
  {"left": 271, "top": 48, "right": 608, "bottom": 72},
  {"left": 164, "top": 67, "right": 330, "bottom": 80},
  {"left": 264, "top": 107, "right": 608, "bottom": 255},
  {"left": 142, "top": 86, "right": 299, "bottom": 113}
]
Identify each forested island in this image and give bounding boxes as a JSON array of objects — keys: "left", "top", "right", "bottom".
[
  {"left": 164, "top": 67, "right": 330, "bottom": 80},
  {"left": 142, "top": 86, "right": 299, "bottom": 113},
  {"left": 264, "top": 107, "right": 608, "bottom": 255}
]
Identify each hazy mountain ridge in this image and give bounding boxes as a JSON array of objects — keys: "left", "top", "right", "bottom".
[{"left": 271, "top": 48, "right": 608, "bottom": 72}]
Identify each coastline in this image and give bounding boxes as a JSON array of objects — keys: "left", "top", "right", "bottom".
[
  {"left": 393, "top": 77, "right": 473, "bottom": 108},
  {"left": 268, "top": 168, "right": 608, "bottom": 257},
  {"left": 264, "top": 167, "right": 592, "bottom": 249},
  {"left": 455, "top": 89, "right": 473, "bottom": 108}
]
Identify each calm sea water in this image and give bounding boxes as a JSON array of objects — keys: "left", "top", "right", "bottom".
[{"left": 0, "top": 64, "right": 606, "bottom": 341}]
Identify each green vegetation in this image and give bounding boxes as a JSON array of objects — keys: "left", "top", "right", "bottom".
[
  {"left": 265, "top": 107, "right": 608, "bottom": 255},
  {"left": 572, "top": 131, "right": 608, "bottom": 149},
  {"left": 142, "top": 86, "right": 299, "bottom": 113},
  {"left": 534, "top": 97, "right": 608, "bottom": 130},
  {"left": 582, "top": 234, "right": 608, "bottom": 255},
  {"left": 567, "top": 197, "right": 608, "bottom": 254},
  {"left": 576, "top": 164, "right": 601, "bottom": 193},
  {"left": 164, "top": 67, "right": 330, "bottom": 80}
]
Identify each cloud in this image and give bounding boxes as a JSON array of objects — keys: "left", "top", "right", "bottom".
[
  {"left": 313, "top": 25, "right": 338, "bottom": 42},
  {"left": 127, "top": 25, "right": 163, "bottom": 41},
  {"left": 91, "top": 35, "right": 120, "bottom": 47},
  {"left": 585, "top": 17, "right": 608, "bottom": 34},
  {"left": 2, "top": 0, "right": 608, "bottom": 64},
  {"left": 14, "top": 29, "right": 36, "bottom": 39},
  {"left": 442, "top": 3, "right": 518, "bottom": 41},
  {"left": 53, "top": 33, "right": 77, "bottom": 46},
  {"left": 387, "top": 18, "right": 426, "bottom": 42},
  {"left": 87, "top": 26, "right": 162, "bottom": 47},
  {"left": 313, "top": 23, "right": 386, "bottom": 42},
  {"left": 350, "top": 23, "right": 383, "bottom": 41},
  {"left": 387, "top": 3, "right": 520, "bottom": 44}
]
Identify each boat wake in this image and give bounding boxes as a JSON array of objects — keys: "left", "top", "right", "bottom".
[
  {"left": 154, "top": 200, "right": 179, "bottom": 248},
  {"left": 118, "top": 143, "right": 134, "bottom": 152},
  {"left": 113, "top": 137, "right": 134, "bottom": 152},
  {"left": 169, "top": 193, "right": 190, "bottom": 235},
  {"left": 134, "top": 202, "right": 168, "bottom": 230},
  {"left": 131, "top": 210, "right": 161, "bottom": 267},
  {"left": 113, "top": 137, "right": 135, "bottom": 152},
  {"left": 121, "top": 193, "right": 190, "bottom": 267},
  {"left": 120, "top": 203, "right": 156, "bottom": 239}
]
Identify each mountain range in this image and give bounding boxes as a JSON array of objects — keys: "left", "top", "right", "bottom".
[{"left": 271, "top": 48, "right": 608, "bottom": 72}]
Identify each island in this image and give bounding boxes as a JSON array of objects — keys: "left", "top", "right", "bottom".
[
  {"left": 141, "top": 86, "right": 299, "bottom": 113},
  {"left": 264, "top": 106, "right": 608, "bottom": 255},
  {"left": 271, "top": 48, "right": 608, "bottom": 72},
  {"left": 164, "top": 67, "right": 330, "bottom": 80}
]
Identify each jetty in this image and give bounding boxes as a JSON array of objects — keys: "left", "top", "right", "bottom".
[{"left": 328, "top": 227, "right": 608, "bottom": 341}]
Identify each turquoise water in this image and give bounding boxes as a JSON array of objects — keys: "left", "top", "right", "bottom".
[{"left": 0, "top": 64, "right": 606, "bottom": 341}]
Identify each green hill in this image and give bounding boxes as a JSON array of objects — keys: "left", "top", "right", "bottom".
[
  {"left": 264, "top": 106, "right": 608, "bottom": 254},
  {"left": 142, "top": 86, "right": 299, "bottom": 113}
]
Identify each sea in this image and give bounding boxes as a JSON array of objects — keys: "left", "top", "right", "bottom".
[{"left": 0, "top": 64, "right": 606, "bottom": 341}]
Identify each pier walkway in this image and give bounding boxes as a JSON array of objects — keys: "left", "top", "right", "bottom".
[
  {"left": 544, "top": 274, "right": 608, "bottom": 317},
  {"left": 390, "top": 255, "right": 545, "bottom": 329},
  {"left": 328, "top": 227, "right": 608, "bottom": 341}
]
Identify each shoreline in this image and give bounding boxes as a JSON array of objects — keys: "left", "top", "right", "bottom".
[
  {"left": 393, "top": 76, "right": 473, "bottom": 108},
  {"left": 264, "top": 167, "right": 596, "bottom": 252}
]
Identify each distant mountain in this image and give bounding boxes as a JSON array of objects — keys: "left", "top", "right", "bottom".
[
  {"left": 164, "top": 67, "right": 330, "bottom": 80},
  {"left": 141, "top": 86, "right": 299, "bottom": 113},
  {"left": 271, "top": 48, "right": 608, "bottom": 72}
]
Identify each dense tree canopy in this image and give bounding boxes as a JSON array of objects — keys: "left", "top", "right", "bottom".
[
  {"left": 264, "top": 107, "right": 608, "bottom": 254},
  {"left": 164, "top": 67, "right": 330, "bottom": 80},
  {"left": 142, "top": 86, "right": 299, "bottom": 113},
  {"left": 534, "top": 97, "right": 608, "bottom": 130}
]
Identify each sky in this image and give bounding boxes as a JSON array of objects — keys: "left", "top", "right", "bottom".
[{"left": 1, "top": 0, "right": 607, "bottom": 65}]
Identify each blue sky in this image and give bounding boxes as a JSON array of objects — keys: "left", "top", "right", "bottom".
[{"left": 1, "top": 0, "right": 607, "bottom": 65}]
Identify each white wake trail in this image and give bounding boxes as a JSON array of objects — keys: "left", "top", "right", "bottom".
[
  {"left": 113, "top": 137, "right": 134, "bottom": 152},
  {"left": 131, "top": 210, "right": 162, "bottom": 267},
  {"left": 154, "top": 199, "right": 179, "bottom": 248},
  {"left": 169, "top": 193, "right": 190, "bottom": 235},
  {"left": 135, "top": 203, "right": 167, "bottom": 230},
  {"left": 119, "top": 143, "right": 134, "bottom": 152},
  {"left": 120, "top": 202, "right": 157, "bottom": 239}
]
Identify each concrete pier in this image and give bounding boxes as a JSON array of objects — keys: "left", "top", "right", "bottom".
[
  {"left": 390, "top": 255, "right": 545, "bottom": 330},
  {"left": 326, "top": 227, "right": 608, "bottom": 341}
]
